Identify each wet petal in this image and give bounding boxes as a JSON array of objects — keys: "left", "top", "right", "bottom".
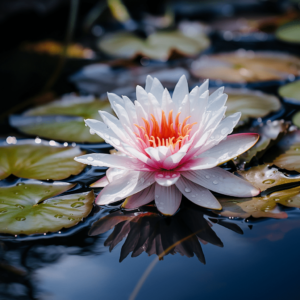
[
  {"left": 122, "top": 185, "right": 155, "bottom": 208},
  {"left": 172, "top": 75, "right": 189, "bottom": 106},
  {"left": 155, "top": 171, "right": 180, "bottom": 186}
]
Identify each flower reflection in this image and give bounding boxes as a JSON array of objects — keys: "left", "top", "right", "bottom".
[{"left": 89, "top": 203, "right": 243, "bottom": 263}]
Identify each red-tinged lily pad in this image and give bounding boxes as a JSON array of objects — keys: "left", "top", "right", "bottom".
[
  {"left": 264, "top": 129, "right": 300, "bottom": 172},
  {"left": 0, "top": 140, "right": 85, "bottom": 180},
  {"left": 225, "top": 88, "right": 281, "bottom": 125},
  {"left": 213, "top": 186, "right": 300, "bottom": 219},
  {"left": 10, "top": 94, "right": 113, "bottom": 143},
  {"left": 236, "top": 164, "right": 300, "bottom": 192},
  {"left": 98, "top": 30, "right": 210, "bottom": 61},
  {"left": 0, "top": 181, "right": 95, "bottom": 235}
]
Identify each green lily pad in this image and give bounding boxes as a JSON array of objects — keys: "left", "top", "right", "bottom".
[
  {"left": 98, "top": 30, "right": 210, "bottom": 61},
  {"left": 276, "top": 21, "right": 300, "bottom": 44},
  {"left": 264, "top": 130, "right": 300, "bottom": 172},
  {"left": 279, "top": 80, "right": 300, "bottom": 104},
  {"left": 225, "top": 88, "right": 281, "bottom": 124},
  {"left": 10, "top": 95, "right": 113, "bottom": 143},
  {"left": 235, "top": 120, "right": 289, "bottom": 168},
  {"left": 293, "top": 111, "right": 300, "bottom": 127},
  {"left": 237, "top": 164, "right": 300, "bottom": 192},
  {"left": 214, "top": 186, "right": 300, "bottom": 219},
  {"left": 0, "top": 141, "right": 85, "bottom": 180},
  {"left": 0, "top": 181, "right": 94, "bottom": 235}
]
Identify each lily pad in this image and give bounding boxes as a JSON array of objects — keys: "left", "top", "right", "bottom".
[
  {"left": 278, "top": 80, "right": 300, "bottom": 104},
  {"left": 264, "top": 130, "right": 300, "bottom": 172},
  {"left": 292, "top": 111, "right": 300, "bottom": 127},
  {"left": 237, "top": 164, "right": 300, "bottom": 192},
  {"left": 235, "top": 120, "right": 289, "bottom": 167},
  {"left": 214, "top": 186, "right": 300, "bottom": 219},
  {"left": 191, "top": 50, "right": 300, "bottom": 83},
  {"left": 0, "top": 141, "right": 85, "bottom": 180},
  {"left": 10, "top": 94, "right": 113, "bottom": 143},
  {"left": 225, "top": 88, "right": 281, "bottom": 124},
  {"left": 0, "top": 181, "right": 95, "bottom": 235},
  {"left": 98, "top": 30, "right": 210, "bottom": 61},
  {"left": 276, "top": 21, "right": 300, "bottom": 44}
]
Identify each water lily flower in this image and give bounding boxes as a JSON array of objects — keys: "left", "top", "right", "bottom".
[{"left": 75, "top": 75, "right": 260, "bottom": 215}]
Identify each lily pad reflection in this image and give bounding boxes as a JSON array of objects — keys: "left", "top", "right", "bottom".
[{"left": 0, "top": 181, "right": 94, "bottom": 235}]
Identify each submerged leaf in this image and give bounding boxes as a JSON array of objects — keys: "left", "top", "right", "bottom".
[
  {"left": 98, "top": 30, "right": 210, "bottom": 60},
  {"left": 0, "top": 141, "right": 85, "bottom": 180},
  {"left": 214, "top": 186, "right": 300, "bottom": 219},
  {"left": 279, "top": 80, "right": 300, "bottom": 104},
  {"left": 0, "top": 181, "right": 94, "bottom": 235},
  {"left": 225, "top": 88, "right": 281, "bottom": 124},
  {"left": 237, "top": 164, "right": 300, "bottom": 192},
  {"left": 191, "top": 51, "right": 300, "bottom": 83},
  {"left": 10, "top": 94, "right": 113, "bottom": 143}
]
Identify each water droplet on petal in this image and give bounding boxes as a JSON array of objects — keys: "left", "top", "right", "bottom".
[
  {"left": 191, "top": 195, "right": 195, "bottom": 198},
  {"left": 221, "top": 127, "right": 228, "bottom": 135},
  {"left": 213, "top": 180, "right": 218, "bottom": 185},
  {"left": 71, "top": 202, "right": 84, "bottom": 208},
  {"left": 158, "top": 174, "right": 164, "bottom": 178},
  {"left": 172, "top": 174, "right": 177, "bottom": 178},
  {"left": 205, "top": 175, "right": 210, "bottom": 179},
  {"left": 185, "top": 188, "right": 191, "bottom": 193}
]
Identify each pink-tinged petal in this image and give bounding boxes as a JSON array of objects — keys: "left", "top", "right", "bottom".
[
  {"left": 145, "top": 146, "right": 172, "bottom": 165},
  {"left": 175, "top": 176, "right": 222, "bottom": 209},
  {"left": 172, "top": 75, "right": 189, "bottom": 106},
  {"left": 150, "top": 78, "right": 164, "bottom": 104},
  {"left": 162, "top": 151, "right": 186, "bottom": 169},
  {"left": 122, "top": 184, "right": 155, "bottom": 209},
  {"left": 181, "top": 167, "right": 260, "bottom": 197},
  {"left": 155, "top": 171, "right": 180, "bottom": 186},
  {"left": 208, "top": 87, "right": 224, "bottom": 103},
  {"left": 176, "top": 157, "right": 218, "bottom": 171},
  {"left": 107, "top": 92, "right": 124, "bottom": 117},
  {"left": 107, "top": 168, "right": 129, "bottom": 183},
  {"left": 96, "top": 171, "right": 156, "bottom": 205},
  {"left": 75, "top": 153, "right": 153, "bottom": 171},
  {"left": 85, "top": 119, "right": 128, "bottom": 154},
  {"left": 198, "top": 133, "right": 259, "bottom": 165},
  {"left": 145, "top": 75, "right": 154, "bottom": 93},
  {"left": 90, "top": 176, "right": 109, "bottom": 187},
  {"left": 154, "top": 183, "right": 182, "bottom": 216},
  {"left": 198, "top": 79, "right": 209, "bottom": 96}
]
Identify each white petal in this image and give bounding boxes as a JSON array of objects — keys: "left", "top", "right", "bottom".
[
  {"left": 150, "top": 78, "right": 164, "bottom": 104},
  {"left": 181, "top": 167, "right": 260, "bottom": 197},
  {"left": 75, "top": 153, "right": 152, "bottom": 171},
  {"left": 198, "top": 133, "right": 259, "bottom": 165},
  {"left": 207, "top": 93, "right": 228, "bottom": 113},
  {"left": 161, "top": 88, "right": 176, "bottom": 113},
  {"left": 198, "top": 79, "right": 209, "bottom": 96},
  {"left": 155, "top": 171, "right": 180, "bottom": 186},
  {"left": 176, "top": 157, "right": 218, "bottom": 171},
  {"left": 154, "top": 183, "right": 182, "bottom": 215},
  {"left": 123, "top": 184, "right": 155, "bottom": 209},
  {"left": 172, "top": 75, "right": 189, "bottom": 105},
  {"left": 175, "top": 176, "right": 221, "bottom": 209},
  {"left": 135, "top": 101, "right": 148, "bottom": 127},
  {"left": 162, "top": 150, "right": 186, "bottom": 170},
  {"left": 90, "top": 176, "right": 109, "bottom": 187},
  {"left": 122, "top": 95, "right": 138, "bottom": 123},
  {"left": 96, "top": 171, "right": 156, "bottom": 205},
  {"left": 136, "top": 85, "right": 148, "bottom": 103},
  {"left": 107, "top": 92, "right": 124, "bottom": 118},
  {"left": 148, "top": 93, "right": 162, "bottom": 124},
  {"left": 208, "top": 87, "right": 224, "bottom": 103},
  {"left": 145, "top": 75, "right": 154, "bottom": 93},
  {"left": 107, "top": 168, "right": 129, "bottom": 182}
]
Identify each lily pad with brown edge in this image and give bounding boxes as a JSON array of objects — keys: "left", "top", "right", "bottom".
[
  {"left": 276, "top": 21, "right": 300, "bottom": 44},
  {"left": 234, "top": 120, "right": 290, "bottom": 168},
  {"left": 98, "top": 30, "right": 210, "bottom": 61},
  {"left": 213, "top": 186, "right": 300, "bottom": 219},
  {"left": 9, "top": 94, "right": 113, "bottom": 143},
  {"left": 278, "top": 80, "right": 300, "bottom": 104},
  {"left": 0, "top": 181, "right": 94, "bottom": 235},
  {"left": 191, "top": 50, "right": 300, "bottom": 84},
  {"left": 224, "top": 88, "right": 281, "bottom": 125},
  {"left": 0, "top": 140, "right": 85, "bottom": 180},
  {"left": 236, "top": 164, "right": 300, "bottom": 192},
  {"left": 264, "top": 129, "right": 300, "bottom": 173}
]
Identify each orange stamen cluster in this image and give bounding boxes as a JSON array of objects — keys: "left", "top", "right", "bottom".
[{"left": 134, "top": 110, "right": 196, "bottom": 149}]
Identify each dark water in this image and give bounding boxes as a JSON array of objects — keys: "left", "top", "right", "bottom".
[{"left": 1, "top": 203, "right": 300, "bottom": 300}]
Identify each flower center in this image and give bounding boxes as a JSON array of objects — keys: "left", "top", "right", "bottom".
[{"left": 134, "top": 110, "right": 196, "bottom": 149}]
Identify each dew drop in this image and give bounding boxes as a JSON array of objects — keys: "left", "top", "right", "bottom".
[
  {"left": 15, "top": 217, "right": 26, "bottom": 221},
  {"left": 78, "top": 197, "right": 85, "bottom": 201},
  {"left": 0, "top": 209, "right": 7, "bottom": 214},
  {"left": 172, "top": 174, "right": 177, "bottom": 178},
  {"left": 221, "top": 127, "right": 228, "bottom": 135},
  {"left": 287, "top": 199, "right": 293, "bottom": 203},
  {"left": 274, "top": 198, "right": 280, "bottom": 202},
  {"left": 54, "top": 214, "right": 63, "bottom": 218},
  {"left": 17, "top": 182, "right": 25, "bottom": 186},
  {"left": 205, "top": 175, "right": 210, "bottom": 179},
  {"left": 68, "top": 217, "right": 75, "bottom": 221},
  {"left": 90, "top": 129, "right": 95, "bottom": 135},
  {"left": 158, "top": 174, "right": 164, "bottom": 178},
  {"left": 213, "top": 180, "right": 218, "bottom": 185},
  {"left": 87, "top": 157, "right": 93, "bottom": 161},
  {"left": 71, "top": 202, "right": 84, "bottom": 208},
  {"left": 262, "top": 179, "right": 275, "bottom": 184},
  {"left": 15, "top": 204, "right": 24, "bottom": 209},
  {"left": 15, "top": 192, "right": 19, "bottom": 195},
  {"left": 191, "top": 195, "right": 196, "bottom": 198},
  {"left": 185, "top": 188, "right": 191, "bottom": 193}
]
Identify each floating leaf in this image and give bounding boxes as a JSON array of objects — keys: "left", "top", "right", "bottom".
[
  {"left": 0, "top": 181, "right": 94, "bottom": 235},
  {"left": 264, "top": 130, "right": 300, "bottom": 172},
  {"left": 237, "top": 164, "right": 300, "bottom": 192},
  {"left": 214, "top": 186, "right": 300, "bottom": 219},
  {"left": 278, "top": 80, "right": 300, "bottom": 104},
  {"left": 235, "top": 120, "right": 289, "bottom": 167},
  {"left": 10, "top": 94, "right": 113, "bottom": 143},
  {"left": 225, "top": 88, "right": 281, "bottom": 124},
  {"left": 191, "top": 50, "right": 300, "bottom": 83},
  {"left": 98, "top": 30, "right": 210, "bottom": 60},
  {"left": 0, "top": 141, "right": 85, "bottom": 180},
  {"left": 276, "top": 21, "right": 300, "bottom": 44},
  {"left": 292, "top": 111, "right": 300, "bottom": 127}
]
